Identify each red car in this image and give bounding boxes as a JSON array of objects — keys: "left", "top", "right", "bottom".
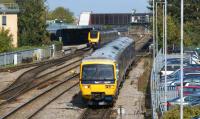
[{"left": 177, "top": 86, "right": 200, "bottom": 96}]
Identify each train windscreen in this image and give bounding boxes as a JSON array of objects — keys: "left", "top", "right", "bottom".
[
  {"left": 90, "top": 30, "right": 98, "bottom": 38},
  {"left": 82, "top": 64, "right": 114, "bottom": 81}
]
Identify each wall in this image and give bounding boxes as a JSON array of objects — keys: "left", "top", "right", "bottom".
[
  {"left": 0, "top": 44, "right": 63, "bottom": 67},
  {"left": 0, "top": 14, "right": 18, "bottom": 47}
]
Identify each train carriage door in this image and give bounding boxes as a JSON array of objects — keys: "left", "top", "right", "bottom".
[
  {"left": 115, "top": 63, "right": 119, "bottom": 81},
  {"left": 97, "top": 32, "right": 100, "bottom": 48}
]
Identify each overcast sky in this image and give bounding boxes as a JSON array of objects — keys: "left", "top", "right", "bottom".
[{"left": 46, "top": 0, "right": 149, "bottom": 17}]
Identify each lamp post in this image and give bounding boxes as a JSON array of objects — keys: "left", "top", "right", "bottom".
[
  {"left": 153, "top": 0, "right": 156, "bottom": 73},
  {"left": 152, "top": 1, "right": 157, "bottom": 117},
  {"left": 156, "top": 2, "right": 158, "bottom": 55},
  {"left": 180, "top": 0, "right": 184, "bottom": 118},
  {"left": 155, "top": 1, "right": 165, "bottom": 109},
  {"left": 164, "top": 0, "right": 168, "bottom": 111},
  {"left": 163, "top": 4, "right": 165, "bottom": 58},
  {"left": 155, "top": 2, "right": 165, "bottom": 55}
]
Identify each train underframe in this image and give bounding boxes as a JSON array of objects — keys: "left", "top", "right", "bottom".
[
  {"left": 82, "top": 92, "right": 116, "bottom": 106},
  {"left": 87, "top": 42, "right": 100, "bottom": 50}
]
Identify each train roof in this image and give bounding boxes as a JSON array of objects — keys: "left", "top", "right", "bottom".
[
  {"left": 91, "top": 30, "right": 118, "bottom": 34},
  {"left": 83, "top": 37, "right": 134, "bottom": 62}
]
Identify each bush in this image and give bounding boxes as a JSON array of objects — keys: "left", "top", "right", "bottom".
[
  {"left": 0, "top": 29, "right": 13, "bottom": 53},
  {"left": 51, "top": 41, "right": 63, "bottom": 51},
  {"left": 162, "top": 106, "right": 200, "bottom": 119}
]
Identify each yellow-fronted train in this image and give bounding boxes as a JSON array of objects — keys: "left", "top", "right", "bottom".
[
  {"left": 88, "top": 30, "right": 119, "bottom": 49},
  {"left": 80, "top": 37, "right": 135, "bottom": 106}
]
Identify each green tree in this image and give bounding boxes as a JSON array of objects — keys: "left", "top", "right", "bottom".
[
  {"left": 163, "top": 106, "right": 200, "bottom": 119},
  {"left": 0, "top": 0, "right": 15, "bottom": 3},
  {"left": 16, "top": 0, "right": 50, "bottom": 46},
  {"left": 0, "top": 29, "right": 13, "bottom": 53},
  {"left": 48, "top": 7, "right": 74, "bottom": 23},
  {"left": 149, "top": 0, "right": 200, "bottom": 48}
]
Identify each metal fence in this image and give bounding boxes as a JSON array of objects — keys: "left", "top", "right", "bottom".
[
  {"left": 151, "top": 51, "right": 179, "bottom": 119},
  {"left": 0, "top": 44, "right": 61, "bottom": 67}
]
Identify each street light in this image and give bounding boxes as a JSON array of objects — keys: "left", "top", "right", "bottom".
[
  {"left": 155, "top": 2, "right": 164, "bottom": 55},
  {"left": 155, "top": 0, "right": 168, "bottom": 112},
  {"left": 180, "top": 0, "right": 184, "bottom": 118},
  {"left": 155, "top": 1, "right": 165, "bottom": 109},
  {"left": 153, "top": 0, "right": 156, "bottom": 74},
  {"left": 164, "top": 0, "right": 168, "bottom": 112}
]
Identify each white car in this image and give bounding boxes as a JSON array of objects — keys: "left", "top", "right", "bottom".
[{"left": 160, "top": 65, "right": 180, "bottom": 76}]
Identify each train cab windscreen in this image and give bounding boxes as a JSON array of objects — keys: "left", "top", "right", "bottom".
[
  {"left": 82, "top": 64, "right": 114, "bottom": 81},
  {"left": 90, "top": 30, "right": 98, "bottom": 38}
]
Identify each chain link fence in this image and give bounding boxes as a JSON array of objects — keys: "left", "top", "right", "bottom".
[{"left": 151, "top": 51, "right": 179, "bottom": 119}]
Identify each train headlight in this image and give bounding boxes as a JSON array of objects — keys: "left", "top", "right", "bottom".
[
  {"left": 83, "top": 85, "right": 90, "bottom": 89},
  {"left": 105, "top": 85, "right": 115, "bottom": 89}
]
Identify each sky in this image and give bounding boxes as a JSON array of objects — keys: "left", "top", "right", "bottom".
[{"left": 46, "top": 0, "right": 149, "bottom": 17}]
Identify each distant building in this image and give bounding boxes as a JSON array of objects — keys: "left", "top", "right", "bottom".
[
  {"left": 78, "top": 12, "right": 92, "bottom": 26},
  {"left": 78, "top": 12, "right": 152, "bottom": 26},
  {"left": 0, "top": 3, "right": 19, "bottom": 47},
  {"left": 46, "top": 22, "right": 92, "bottom": 46}
]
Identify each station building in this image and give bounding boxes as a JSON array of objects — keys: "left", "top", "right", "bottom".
[{"left": 0, "top": 3, "right": 19, "bottom": 47}]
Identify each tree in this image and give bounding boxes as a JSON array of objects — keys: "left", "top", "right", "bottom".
[
  {"left": 16, "top": 0, "right": 50, "bottom": 46},
  {"left": 167, "top": 0, "right": 200, "bottom": 47},
  {"left": 148, "top": 0, "right": 200, "bottom": 48},
  {"left": 0, "top": 29, "right": 13, "bottom": 53},
  {"left": 163, "top": 106, "right": 200, "bottom": 119},
  {"left": 48, "top": 7, "right": 74, "bottom": 23},
  {"left": 0, "top": 0, "right": 15, "bottom": 3}
]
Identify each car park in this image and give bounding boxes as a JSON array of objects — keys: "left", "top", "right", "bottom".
[
  {"left": 192, "top": 115, "right": 200, "bottom": 119},
  {"left": 160, "top": 64, "right": 181, "bottom": 76},
  {"left": 184, "top": 50, "right": 199, "bottom": 58},
  {"left": 176, "top": 86, "right": 200, "bottom": 96},
  {"left": 160, "top": 58, "right": 194, "bottom": 76},
  {"left": 167, "top": 93, "right": 200, "bottom": 110},
  {"left": 168, "top": 74, "right": 200, "bottom": 86},
  {"left": 161, "top": 66, "right": 200, "bottom": 81}
]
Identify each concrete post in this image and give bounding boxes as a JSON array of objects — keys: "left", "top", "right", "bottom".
[
  {"left": 52, "top": 44, "right": 55, "bottom": 58},
  {"left": 4, "top": 53, "right": 6, "bottom": 66},
  {"left": 14, "top": 53, "right": 18, "bottom": 65}
]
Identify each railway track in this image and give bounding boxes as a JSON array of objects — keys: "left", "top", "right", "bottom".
[
  {"left": 0, "top": 47, "right": 87, "bottom": 72},
  {"left": 0, "top": 35, "right": 150, "bottom": 119},
  {"left": 0, "top": 47, "right": 90, "bottom": 104},
  {"left": 1, "top": 74, "right": 79, "bottom": 119},
  {"left": 0, "top": 58, "right": 81, "bottom": 104},
  {"left": 80, "top": 108, "right": 115, "bottom": 119}
]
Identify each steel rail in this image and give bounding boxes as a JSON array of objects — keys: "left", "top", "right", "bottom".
[{"left": 1, "top": 74, "right": 79, "bottom": 119}]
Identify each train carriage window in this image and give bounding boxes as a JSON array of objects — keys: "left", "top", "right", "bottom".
[
  {"left": 113, "top": 46, "right": 119, "bottom": 50},
  {"left": 82, "top": 64, "right": 114, "bottom": 81},
  {"left": 2, "top": 16, "right": 6, "bottom": 26},
  {"left": 90, "top": 30, "right": 98, "bottom": 38},
  {"left": 196, "top": 89, "right": 200, "bottom": 92},
  {"left": 183, "top": 88, "right": 194, "bottom": 92}
]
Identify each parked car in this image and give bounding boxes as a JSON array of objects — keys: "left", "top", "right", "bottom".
[
  {"left": 184, "top": 50, "right": 199, "bottom": 58},
  {"left": 168, "top": 74, "right": 200, "bottom": 86},
  {"left": 166, "top": 58, "right": 190, "bottom": 64},
  {"left": 167, "top": 93, "right": 200, "bottom": 110},
  {"left": 160, "top": 64, "right": 181, "bottom": 76},
  {"left": 176, "top": 86, "right": 200, "bottom": 96},
  {"left": 161, "top": 67, "right": 200, "bottom": 83},
  {"left": 192, "top": 115, "right": 200, "bottom": 119},
  {"left": 160, "top": 58, "right": 190, "bottom": 76}
]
